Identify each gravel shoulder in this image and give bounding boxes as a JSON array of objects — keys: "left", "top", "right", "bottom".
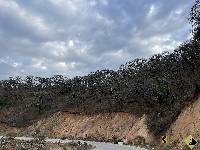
[{"left": 0, "top": 136, "right": 148, "bottom": 150}]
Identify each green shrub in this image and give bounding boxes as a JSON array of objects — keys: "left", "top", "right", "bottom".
[
  {"left": 61, "top": 136, "right": 67, "bottom": 140},
  {"left": 0, "top": 97, "right": 10, "bottom": 107},
  {"left": 133, "top": 136, "right": 146, "bottom": 146},
  {"left": 112, "top": 136, "right": 119, "bottom": 144}
]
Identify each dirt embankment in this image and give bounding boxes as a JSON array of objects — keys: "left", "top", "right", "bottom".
[
  {"left": 1, "top": 97, "right": 200, "bottom": 149},
  {"left": 0, "top": 112, "right": 154, "bottom": 144},
  {"left": 164, "top": 96, "right": 200, "bottom": 149}
]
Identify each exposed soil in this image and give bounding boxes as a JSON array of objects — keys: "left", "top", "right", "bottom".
[
  {"left": 155, "top": 96, "right": 200, "bottom": 150},
  {"left": 0, "top": 112, "right": 154, "bottom": 144},
  {"left": 1, "top": 97, "right": 200, "bottom": 150}
]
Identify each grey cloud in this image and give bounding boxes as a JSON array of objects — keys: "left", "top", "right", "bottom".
[
  {"left": 0, "top": 62, "right": 15, "bottom": 74},
  {"left": 0, "top": 0, "right": 196, "bottom": 79}
]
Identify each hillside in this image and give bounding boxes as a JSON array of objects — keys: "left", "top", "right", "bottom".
[
  {"left": 0, "top": 1, "right": 200, "bottom": 150},
  {"left": 1, "top": 38, "right": 199, "bottom": 137},
  {"left": 0, "top": 112, "right": 153, "bottom": 144},
  {"left": 165, "top": 96, "right": 200, "bottom": 149},
  {"left": 0, "top": 96, "right": 199, "bottom": 149}
]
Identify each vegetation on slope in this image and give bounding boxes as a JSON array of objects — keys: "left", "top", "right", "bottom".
[{"left": 0, "top": 0, "right": 200, "bottom": 136}]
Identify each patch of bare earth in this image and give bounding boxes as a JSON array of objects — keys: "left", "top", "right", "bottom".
[
  {"left": 164, "top": 96, "right": 200, "bottom": 149},
  {"left": 0, "top": 112, "right": 154, "bottom": 144}
]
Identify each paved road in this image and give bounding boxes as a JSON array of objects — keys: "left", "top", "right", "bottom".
[{"left": 0, "top": 136, "right": 148, "bottom": 150}]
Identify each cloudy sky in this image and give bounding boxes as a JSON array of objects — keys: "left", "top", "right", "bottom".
[{"left": 0, "top": 0, "right": 195, "bottom": 79}]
